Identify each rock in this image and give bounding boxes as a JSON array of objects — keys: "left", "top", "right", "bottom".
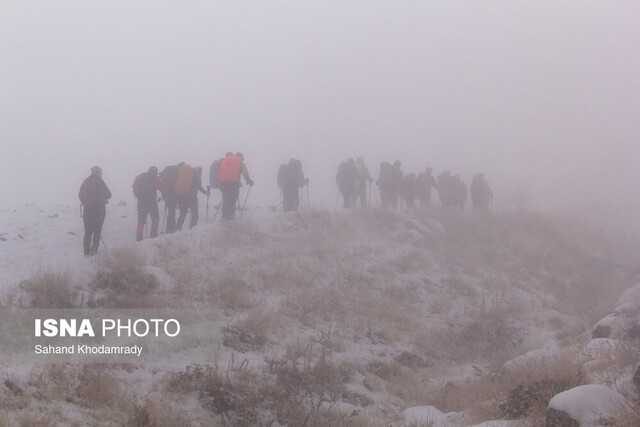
[
  {"left": 402, "top": 406, "right": 463, "bottom": 427},
  {"left": 615, "top": 283, "right": 640, "bottom": 313},
  {"left": 546, "top": 384, "right": 632, "bottom": 427}
]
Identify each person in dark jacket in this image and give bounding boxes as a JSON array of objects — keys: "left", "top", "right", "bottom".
[
  {"left": 355, "top": 157, "right": 372, "bottom": 208},
  {"left": 336, "top": 158, "right": 359, "bottom": 208},
  {"left": 78, "top": 166, "right": 112, "bottom": 256},
  {"left": 133, "top": 166, "right": 159, "bottom": 242},
  {"left": 402, "top": 173, "right": 417, "bottom": 208},
  {"left": 278, "top": 158, "right": 307, "bottom": 212},
  {"left": 471, "top": 173, "right": 493, "bottom": 211},
  {"left": 158, "top": 164, "right": 179, "bottom": 233},
  {"left": 417, "top": 167, "right": 438, "bottom": 207}
]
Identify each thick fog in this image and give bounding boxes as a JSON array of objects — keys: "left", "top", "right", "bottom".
[{"left": 2, "top": 1, "right": 639, "bottom": 227}]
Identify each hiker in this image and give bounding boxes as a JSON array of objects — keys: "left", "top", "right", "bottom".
[
  {"left": 453, "top": 175, "right": 468, "bottom": 210},
  {"left": 178, "top": 166, "right": 208, "bottom": 229},
  {"left": 417, "top": 167, "right": 438, "bottom": 207},
  {"left": 78, "top": 166, "right": 112, "bottom": 256},
  {"left": 217, "top": 152, "right": 254, "bottom": 220},
  {"left": 437, "top": 171, "right": 453, "bottom": 208},
  {"left": 336, "top": 158, "right": 358, "bottom": 208},
  {"left": 390, "top": 161, "right": 404, "bottom": 209},
  {"left": 158, "top": 164, "right": 179, "bottom": 233},
  {"left": 209, "top": 158, "right": 223, "bottom": 192},
  {"left": 355, "top": 157, "right": 372, "bottom": 208},
  {"left": 471, "top": 173, "right": 493, "bottom": 211},
  {"left": 278, "top": 158, "right": 307, "bottom": 212},
  {"left": 175, "top": 162, "right": 195, "bottom": 231},
  {"left": 377, "top": 161, "right": 394, "bottom": 209},
  {"left": 132, "top": 166, "right": 160, "bottom": 242},
  {"left": 402, "top": 173, "right": 418, "bottom": 208}
]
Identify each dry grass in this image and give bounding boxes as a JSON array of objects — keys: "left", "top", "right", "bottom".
[
  {"left": 89, "top": 247, "right": 159, "bottom": 308},
  {"left": 18, "top": 272, "right": 78, "bottom": 308},
  {"left": 222, "top": 308, "right": 281, "bottom": 353},
  {"left": 215, "top": 278, "right": 258, "bottom": 312},
  {"left": 425, "top": 348, "right": 585, "bottom": 424},
  {"left": 166, "top": 342, "right": 356, "bottom": 426}
]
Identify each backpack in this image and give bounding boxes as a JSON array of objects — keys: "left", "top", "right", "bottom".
[
  {"left": 132, "top": 173, "right": 145, "bottom": 199},
  {"left": 174, "top": 164, "right": 194, "bottom": 196},
  {"left": 159, "top": 165, "right": 178, "bottom": 196},
  {"left": 217, "top": 155, "right": 242, "bottom": 184},
  {"left": 79, "top": 175, "right": 110, "bottom": 206}
]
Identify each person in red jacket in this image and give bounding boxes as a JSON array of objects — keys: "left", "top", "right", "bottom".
[
  {"left": 78, "top": 166, "right": 112, "bottom": 256},
  {"left": 217, "top": 152, "right": 254, "bottom": 220}
]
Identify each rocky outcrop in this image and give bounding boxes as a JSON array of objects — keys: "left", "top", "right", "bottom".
[{"left": 546, "top": 384, "right": 631, "bottom": 427}]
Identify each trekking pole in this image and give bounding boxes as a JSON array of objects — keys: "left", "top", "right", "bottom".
[{"left": 241, "top": 186, "right": 252, "bottom": 214}]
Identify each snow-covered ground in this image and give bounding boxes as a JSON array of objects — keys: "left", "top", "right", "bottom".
[{"left": 1, "top": 203, "right": 638, "bottom": 426}]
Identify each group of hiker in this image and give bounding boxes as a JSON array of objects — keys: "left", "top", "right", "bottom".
[
  {"left": 336, "top": 157, "right": 372, "bottom": 208},
  {"left": 78, "top": 155, "right": 493, "bottom": 256},
  {"left": 78, "top": 152, "right": 254, "bottom": 256},
  {"left": 336, "top": 158, "right": 493, "bottom": 212}
]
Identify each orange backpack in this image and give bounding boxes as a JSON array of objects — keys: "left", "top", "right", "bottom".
[
  {"left": 217, "top": 155, "right": 242, "bottom": 184},
  {"left": 174, "top": 164, "right": 194, "bottom": 195}
]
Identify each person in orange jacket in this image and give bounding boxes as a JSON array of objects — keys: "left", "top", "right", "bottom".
[{"left": 217, "top": 152, "right": 254, "bottom": 220}]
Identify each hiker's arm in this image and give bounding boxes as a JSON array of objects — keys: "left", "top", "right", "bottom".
[{"left": 241, "top": 163, "right": 254, "bottom": 185}]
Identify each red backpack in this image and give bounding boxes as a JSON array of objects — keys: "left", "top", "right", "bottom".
[{"left": 217, "top": 155, "right": 242, "bottom": 184}]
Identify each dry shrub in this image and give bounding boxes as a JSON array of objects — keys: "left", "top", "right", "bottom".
[
  {"left": 430, "top": 349, "right": 584, "bottom": 423},
  {"left": 167, "top": 343, "right": 354, "bottom": 426},
  {"left": 366, "top": 359, "right": 402, "bottom": 382},
  {"left": 17, "top": 415, "right": 57, "bottom": 427},
  {"left": 19, "top": 272, "right": 78, "bottom": 308},
  {"left": 127, "top": 398, "right": 216, "bottom": 427},
  {"left": 90, "top": 248, "right": 158, "bottom": 308},
  {"left": 613, "top": 404, "right": 640, "bottom": 427},
  {"left": 29, "top": 363, "right": 78, "bottom": 401},
  {"left": 75, "top": 364, "right": 124, "bottom": 409},
  {"left": 166, "top": 362, "right": 263, "bottom": 426},
  {"left": 216, "top": 278, "right": 257, "bottom": 311},
  {"left": 265, "top": 342, "right": 351, "bottom": 425},
  {"left": 28, "top": 363, "right": 130, "bottom": 413},
  {"left": 282, "top": 286, "right": 348, "bottom": 328},
  {"left": 415, "top": 303, "right": 524, "bottom": 365}
]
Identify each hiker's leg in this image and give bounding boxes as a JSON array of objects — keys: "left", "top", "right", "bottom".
[
  {"left": 149, "top": 203, "right": 159, "bottom": 238},
  {"left": 91, "top": 205, "right": 106, "bottom": 255},
  {"left": 190, "top": 197, "right": 199, "bottom": 228}
]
